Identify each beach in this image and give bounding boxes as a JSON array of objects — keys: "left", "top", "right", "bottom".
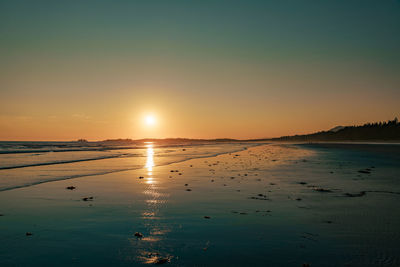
[
  {"left": 2, "top": 1, "right": 399, "bottom": 266},
  {"left": 1, "top": 142, "right": 400, "bottom": 266}
]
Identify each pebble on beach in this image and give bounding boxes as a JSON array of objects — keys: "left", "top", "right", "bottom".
[
  {"left": 154, "top": 258, "right": 169, "bottom": 264},
  {"left": 134, "top": 232, "right": 143, "bottom": 238}
]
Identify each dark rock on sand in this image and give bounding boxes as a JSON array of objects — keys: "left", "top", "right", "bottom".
[
  {"left": 256, "top": 210, "right": 271, "bottom": 213},
  {"left": 344, "top": 191, "right": 366, "bottom": 197},
  {"left": 26, "top": 232, "right": 33, "bottom": 236},
  {"left": 249, "top": 194, "right": 269, "bottom": 200},
  {"left": 186, "top": 189, "right": 192, "bottom": 191},
  {"left": 358, "top": 169, "right": 371, "bottom": 174},
  {"left": 154, "top": 258, "right": 169, "bottom": 264},
  {"left": 82, "top": 197, "right": 94, "bottom": 201},
  {"left": 297, "top": 206, "right": 311, "bottom": 209},
  {"left": 66, "top": 186, "right": 76, "bottom": 190},
  {"left": 313, "top": 188, "right": 333, "bottom": 193},
  {"left": 204, "top": 216, "right": 211, "bottom": 219},
  {"left": 139, "top": 176, "right": 144, "bottom": 179},
  {"left": 134, "top": 232, "right": 143, "bottom": 238}
]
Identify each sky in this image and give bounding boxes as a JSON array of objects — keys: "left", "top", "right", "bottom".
[{"left": 0, "top": 0, "right": 399, "bottom": 141}]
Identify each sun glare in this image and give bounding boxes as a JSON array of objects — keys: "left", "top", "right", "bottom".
[{"left": 145, "top": 115, "right": 156, "bottom": 126}]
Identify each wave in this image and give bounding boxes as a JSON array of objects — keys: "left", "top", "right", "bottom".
[
  {"left": 0, "top": 144, "right": 263, "bottom": 192},
  {"left": 0, "top": 141, "right": 257, "bottom": 154},
  {"left": 0, "top": 153, "right": 138, "bottom": 170},
  {"left": 0, "top": 146, "right": 138, "bottom": 154}
]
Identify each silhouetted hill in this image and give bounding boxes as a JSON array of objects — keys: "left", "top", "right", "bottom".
[
  {"left": 271, "top": 118, "right": 400, "bottom": 142},
  {"left": 97, "top": 138, "right": 240, "bottom": 146}
]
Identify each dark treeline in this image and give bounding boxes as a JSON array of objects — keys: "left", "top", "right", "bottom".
[{"left": 271, "top": 118, "right": 400, "bottom": 141}]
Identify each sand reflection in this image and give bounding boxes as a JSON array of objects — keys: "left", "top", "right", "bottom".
[
  {"left": 134, "top": 142, "right": 172, "bottom": 264},
  {"left": 145, "top": 142, "right": 155, "bottom": 184}
]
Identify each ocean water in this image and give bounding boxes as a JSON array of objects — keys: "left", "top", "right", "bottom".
[{"left": 0, "top": 141, "right": 262, "bottom": 191}]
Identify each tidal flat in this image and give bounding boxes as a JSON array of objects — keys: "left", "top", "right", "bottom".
[{"left": 1, "top": 142, "right": 400, "bottom": 266}]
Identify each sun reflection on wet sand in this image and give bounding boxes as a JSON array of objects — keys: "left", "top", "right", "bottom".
[
  {"left": 145, "top": 142, "right": 155, "bottom": 184},
  {"left": 145, "top": 143, "right": 154, "bottom": 171},
  {"left": 134, "top": 142, "right": 173, "bottom": 264}
]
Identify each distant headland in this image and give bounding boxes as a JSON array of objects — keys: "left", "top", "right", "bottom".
[
  {"left": 94, "top": 118, "right": 400, "bottom": 144},
  {"left": 267, "top": 118, "right": 400, "bottom": 142}
]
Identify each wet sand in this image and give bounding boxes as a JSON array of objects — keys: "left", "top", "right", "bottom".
[{"left": 1, "top": 143, "right": 400, "bottom": 266}]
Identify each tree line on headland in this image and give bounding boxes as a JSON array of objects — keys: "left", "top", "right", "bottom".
[{"left": 269, "top": 118, "right": 400, "bottom": 142}]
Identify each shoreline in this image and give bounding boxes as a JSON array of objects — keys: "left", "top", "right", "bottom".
[
  {"left": 1, "top": 143, "right": 400, "bottom": 266},
  {"left": 0, "top": 143, "right": 262, "bottom": 193}
]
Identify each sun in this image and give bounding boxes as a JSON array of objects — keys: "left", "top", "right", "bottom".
[{"left": 144, "top": 115, "right": 156, "bottom": 126}]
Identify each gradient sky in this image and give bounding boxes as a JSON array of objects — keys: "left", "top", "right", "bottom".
[{"left": 1, "top": 0, "right": 399, "bottom": 141}]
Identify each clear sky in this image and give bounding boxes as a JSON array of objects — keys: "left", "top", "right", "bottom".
[{"left": 0, "top": 0, "right": 399, "bottom": 141}]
